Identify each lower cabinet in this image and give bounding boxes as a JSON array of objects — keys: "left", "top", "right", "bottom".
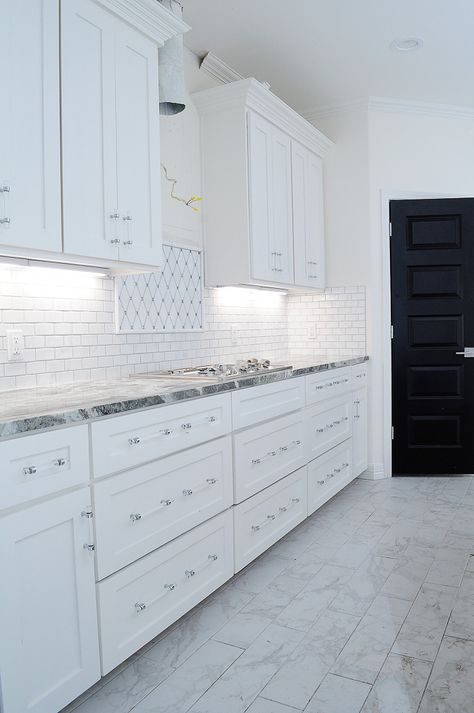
[
  {"left": 97, "top": 509, "right": 234, "bottom": 673},
  {"left": 306, "top": 394, "right": 352, "bottom": 460},
  {"left": 352, "top": 387, "right": 368, "bottom": 477},
  {"left": 0, "top": 490, "right": 100, "bottom": 713},
  {"left": 307, "top": 440, "right": 353, "bottom": 516},
  {"left": 233, "top": 467, "right": 308, "bottom": 572}
]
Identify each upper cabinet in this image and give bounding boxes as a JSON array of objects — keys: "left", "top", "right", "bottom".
[
  {"left": 0, "top": 0, "right": 61, "bottom": 252},
  {"left": 0, "top": 0, "right": 188, "bottom": 272},
  {"left": 62, "top": 0, "right": 162, "bottom": 266},
  {"left": 193, "top": 79, "right": 332, "bottom": 289}
]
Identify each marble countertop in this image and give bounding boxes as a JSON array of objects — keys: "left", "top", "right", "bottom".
[{"left": 0, "top": 355, "right": 368, "bottom": 439}]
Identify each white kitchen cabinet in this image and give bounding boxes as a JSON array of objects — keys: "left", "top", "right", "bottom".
[
  {"left": 0, "top": 490, "right": 100, "bottom": 713},
  {"left": 0, "top": 0, "right": 61, "bottom": 253},
  {"left": 352, "top": 386, "right": 368, "bottom": 476},
  {"left": 248, "top": 112, "right": 293, "bottom": 284},
  {"left": 306, "top": 395, "right": 352, "bottom": 461},
  {"left": 292, "top": 141, "right": 325, "bottom": 288},
  {"left": 307, "top": 440, "right": 353, "bottom": 515},
  {"left": 98, "top": 510, "right": 233, "bottom": 673},
  {"left": 193, "top": 78, "right": 332, "bottom": 289},
  {"left": 61, "top": 0, "right": 162, "bottom": 267},
  {"left": 231, "top": 377, "right": 305, "bottom": 430}
]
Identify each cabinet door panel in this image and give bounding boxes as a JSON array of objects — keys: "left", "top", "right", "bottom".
[
  {"left": 271, "top": 127, "right": 294, "bottom": 283},
  {"left": 0, "top": 491, "right": 100, "bottom": 713},
  {"left": 116, "top": 25, "right": 162, "bottom": 266},
  {"left": 0, "top": 0, "right": 61, "bottom": 252},
  {"left": 292, "top": 141, "right": 325, "bottom": 288},
  {"left": 353, "top": 386, "right": 368, "bottom": 476},
  {"left": 248, "top": 112, "right": 274, "bottom": 282},
  {"left": 61, "top": 0, "right": 119, "bottom": 260}
]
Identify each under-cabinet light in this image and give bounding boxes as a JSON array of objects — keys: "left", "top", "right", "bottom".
[{"left": 0, "top": 255, "right": 110, "bottom": 277}]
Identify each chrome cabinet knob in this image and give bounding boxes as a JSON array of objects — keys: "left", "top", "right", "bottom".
[
  {"left": 54, "top": 457, "right": 67, "bottom": 467},
  {"left": 135, "top": 602, "right": 146, "bottom": 613},
  {"left": 161, "top": 498, "right": 173, "bottom": 507},
  {"left": 110, "top": 238, "right": 120, "bottom": 245},
  {"left": 81, "top": 509, "right": 93, "bottom": 519},
  {"left": 128, "top": 437, "right": 141, "bottom": 446},
  {"left": 206, "top": 478, "right": 217, "bottom": 485},
  {"left": 182, "top": 489, "right": 193, "bottom": 497},
  {"left": 23, "top": 465, "right": 37, "bottom": 476},
  {"left": 0, "top": 217, "right": 11, "bottom": 225},
  {"left": 164, "top": 583, "right": 176, "bottom": 592},
  {"left": 185, "top": 569, "right": 196, "bottom": 578},
  {"left": 122, "top": 240, "right": 133, "bottom": 246},
  {"left": 130, "top": 513, "right": 142, "bottom": 522},
  {"left": 208, "top": 554, "right": 218, "bottom": 561},
  {"left": 83, "top": 543, "right": 95, "bottom": 551},
  {"left": 122, "top": 215, "right": 133, "bottom": 221},
  {"left": 0, "top": 185, "right": 10, "bottom": 193}
]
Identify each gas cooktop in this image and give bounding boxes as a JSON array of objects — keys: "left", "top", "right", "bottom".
[{"left": 137, "top": 359, "right": 293, "bottom": 382}]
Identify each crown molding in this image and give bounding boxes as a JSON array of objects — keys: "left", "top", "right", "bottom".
[
  {"left": 303, "top": 99, "right": 369, "bottom": 123},
  {"left": 303, "top": 96, "right": 474, "bottom": 123},
  {"left": 368, "top": 96, "right": 474, "bottom": 120},
  {"left": 193, "top": 78, "right": 333, "bottom": 156},
  {"left": 95, "top": 0, "right": 190, "bottom": 45},
  {"left": 199, "top": 52, "right": 244, "bottom": 85}
]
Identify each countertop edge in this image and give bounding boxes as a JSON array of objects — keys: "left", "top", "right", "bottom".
[{"left": 0, "top": 356, "right": 369, "bottom": 439}]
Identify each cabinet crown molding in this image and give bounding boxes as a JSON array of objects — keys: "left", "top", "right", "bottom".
[
  {"left": 192, "top": 78, "right": 333, "bottom": 156},
  {"left": 199, "top": 52, "right": 244, "bottom": 85},
  {"left": 95, "top": 0, "right": 190, "bottom": 44}
]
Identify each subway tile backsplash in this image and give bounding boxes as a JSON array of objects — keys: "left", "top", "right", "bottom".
[{"left": 0, "top": 266, "right": 366, "bottom": 391}]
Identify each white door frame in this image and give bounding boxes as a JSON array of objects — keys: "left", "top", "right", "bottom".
[{"left": 381, "top": 190, "right": 463, "bottom": 478}]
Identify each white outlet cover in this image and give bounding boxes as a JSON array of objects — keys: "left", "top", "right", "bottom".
[
  {"left": 7, "top": 329, "right": 24, "bottom": 362},
  {"left": 308, "top": 324, "right": 318, "bottom": 340}
]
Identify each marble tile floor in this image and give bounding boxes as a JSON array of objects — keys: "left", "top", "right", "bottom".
[{"left": 62, "top": 475, "right": 474, "bottom": 713}]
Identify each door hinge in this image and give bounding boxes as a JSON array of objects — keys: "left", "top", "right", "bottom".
[
  {"left": 391, "top": 426, "right": 394, "bottom": 440},
  {"left": 391, "top": 325, "right": 394, "bottom": 339},
  {"left": 389, "top": 222, "right": 392, "bottom": 237}
]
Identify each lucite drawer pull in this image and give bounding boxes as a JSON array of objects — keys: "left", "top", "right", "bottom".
[
  {"left": 252, "top": 439, "right": 302, "bottom": 465},
  {"left": 22, "top": 465, "right": 37, "bottom": 476},
  {"left": 129, "top": 497, "right": 175, "bottom": 524},
  {"left": 128, "top": 437, "right": 141, "bottom": 446},
  {"left": 164, "top": 583, "right": 176, "bottom": 592},
  {"left": 135, "top": 602, "right": 146, "bottom": 613},
  {"left": 53, "top": 457, "right": 67, "bottom": 467},
  {"left": 251, "top": 496, "right": 302, "bottom": 533},
  {"left": 83, "top": 543, "right": 95, "bottom": 551},
  {"left": 160, "top": 428, "right": 172, "bottom": 436},
  {"left": 185, "top": 569, "right": 196, "bottom": 578},
  {"left": 181, "top": 423, "right": 192, "bottom": 430},
  {"left": 317, "top": 479, "right": 325, "bottom": 485},
  {"left": 134, "top": 582, "right": 178, "bottom": 614},
  {"left": 182, "top": 488, "right": 193, "bottom": 496}
]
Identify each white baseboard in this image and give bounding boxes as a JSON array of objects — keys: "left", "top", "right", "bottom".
[{"left": 358, "top": 463, "right": 389, "bottom": 480}]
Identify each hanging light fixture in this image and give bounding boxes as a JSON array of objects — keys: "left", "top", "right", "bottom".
[{"left": 158, "top": 0, "right": 186, "bottom": 115}]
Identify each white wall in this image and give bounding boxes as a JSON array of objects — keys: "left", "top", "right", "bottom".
[{"left": 367, "top": 108, "right": 474, "bottom": 473}]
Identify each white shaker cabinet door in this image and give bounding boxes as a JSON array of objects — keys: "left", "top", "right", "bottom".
[
  {"left": 61, "top": 0, "right": 119, "bottom": 261},
  {"left": 352, "top": 386, "right": 368, "bottom": 477},
  {"left": 0, "top": 0, "right": 61, "bottom": 252},
  {"left": 292, "top": 141, "right": 325, "bottom": 288},
  {"left": 271, "top": 126, "right": 294, "bottom": 284},
  {"left": 0, "top": 490, "right": 100, "bottom": 713},
  {"left": 248, "top": 111, "right": 275, "bottom": 283},
  {"left": 115, "top": 23, "right": 162, "bottom": 266}
]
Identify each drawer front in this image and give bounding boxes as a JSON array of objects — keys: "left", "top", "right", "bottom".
[
  {"left": 91, "top": 394, "right": 231, "bottom": 477},
  {"left": 0, "top": 426, "right": 89, "bottom": 509},
  {"left": 233, "top": 467, "right": 307, "bottom": 572},
  {"left": 306, "top": 367, "right": 352, "bottom": 405},
  {"left": 98, "top": 510, "right": 233, "bottom": 673},
  {"left": 233, "top": 412, "right": 306, "bottom": 503},
  {"left": 94, "top": 437, "right": 233, "bottom": 578},
  {"left": 307, "top": 440, "right": 353, "bottom": 515},
  {"left": 231, "top": 377, "right": 305, "bottom": 430},
  {"left": 352, "top": 362, "right": 368, "bottom": 388},
  {"left": 306, "top": 395, "right": 352, "bottom": 461}
]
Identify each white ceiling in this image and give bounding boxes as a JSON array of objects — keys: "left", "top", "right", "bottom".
[{"left": 182, "top": 0, "right": 474, "bottom": 113}]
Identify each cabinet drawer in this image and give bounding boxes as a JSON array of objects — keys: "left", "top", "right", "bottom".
[
  {"left": 98, "top": 510, "right": 233, "bottom": 673},
  {"left": 306, "top": 395, "right": 352, "bottom": 461},
  {"left": 0, "top": 426, "right": 89, "bottom": 509},
  {"left": 233, "top": 412, "right": 306, "bottom": 503},
  {"left": 306, "top": 367, "right": 352, "bottom": 405},
  {"left": 231, "top": 377, "right": 305, "bottom": 430},
  {"left": 352, "top": 362, "right": 368, "bottom": 388},
  {"left": 94, "top": 437, "right": 233, "bottom": 578},
  {"left": 307, "top": 440, "right": 353, "bottom": 515},
  {"left": 233, "top": 468, "right": 307, "bottom": 572},
  {"left": 91, "top": 394, "right": 231, "bottom": 477}
]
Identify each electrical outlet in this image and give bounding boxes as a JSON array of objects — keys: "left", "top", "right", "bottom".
[
  {"left": 307, "top": 324, "right": 318, "bottom": 340},
  {"left": 7, "top": 329, "right": 24, "bottom": 362}
]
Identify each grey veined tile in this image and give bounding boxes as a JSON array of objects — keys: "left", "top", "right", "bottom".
[
  {"left": 418, "top": 637, "right": 474, "bottom": 713},
  {"left": 260, "top": 609, "right": 359, "bottom": 710},
  {"left": 305, "top": 674, "right": 371, "bottom": 713},
  {"left": 392, "top": 583, "right": 457, "bottom": 661},
  {"left": 361, "top": 653, "right": 432, "bottom": 713},
  {"left": 276, "top": 564, "right": 354, "bottom": 631},
  {"left": 331, "top": 595, "right": 412, "bottom": 684},
  {"left": 187, "top": 624, "right": 304, "bottom": 713},
  {"left": 330, "top": 555, "right": 398, "bottom": 617},
  {"left": 70, "top": 656, "right": 174, "bottom": 713},
  {"left": 132, "top": 639, "right": 242, "bottom": 713},
  {"left": 213, "top": 611, "right": 273, "bottom": 649},
  {"left": 381, "top": 555, "right": 433, "bottom": 602},
  {"left": 246, "top": 698, "right": 302, "bottom": 713},
  {"left": 445, "top": 571, "right": 474, "bottom": 641}
]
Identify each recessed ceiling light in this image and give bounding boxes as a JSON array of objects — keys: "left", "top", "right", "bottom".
[{"left": 390, "top": 37, "right": 424, "bottom": 52}]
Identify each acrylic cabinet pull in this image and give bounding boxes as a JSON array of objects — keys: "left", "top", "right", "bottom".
[{"left": 251, "top": 496, "right": 301, "bottom": 533}]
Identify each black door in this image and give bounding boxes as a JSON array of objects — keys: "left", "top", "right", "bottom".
[{"left": 391, "top": 198, "right": 474, "bottom": 475}]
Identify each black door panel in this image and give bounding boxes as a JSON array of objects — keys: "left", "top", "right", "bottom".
[{"left": 391, "top": 198, "right": 474, "bottom": 475}]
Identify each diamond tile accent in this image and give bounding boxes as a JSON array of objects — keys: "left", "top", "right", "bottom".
[{"left": 116, "top": 245, "right": 203, "bottom": 332}]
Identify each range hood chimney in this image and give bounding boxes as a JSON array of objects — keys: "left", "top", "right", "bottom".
[{"left": 158, "top": 0, "right": 186, "bottom": 115}]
